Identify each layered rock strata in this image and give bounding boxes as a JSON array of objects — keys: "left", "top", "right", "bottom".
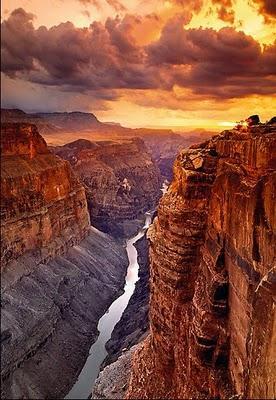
[
  {"left": 1, "top": 228, "right": 128, "bottom": 400},
  {"left": 1, "top": 123, "right": 128, "bottom": 399},
  {"left": 128, "top": 122, "right": 276, "bottom": 399},
  {"left": 53, "top": 138, "right": 162, "bottom": 237},
  {"left": 1, "top": 123, "right": 90, "bottom": 268}
]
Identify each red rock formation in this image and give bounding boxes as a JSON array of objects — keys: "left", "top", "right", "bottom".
[
  {"left": 128, "top": 123, "right": 276, "bottom": 399},
  {"left": 53, "top": 138, "right": 162, "bottom": 236},
  {"left": 1, "top": 123, "right": 90, "bottom": 268}
]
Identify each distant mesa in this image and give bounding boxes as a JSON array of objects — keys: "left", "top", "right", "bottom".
[{"left": 1, "top": 108, "right": 102, "bottom": 133}]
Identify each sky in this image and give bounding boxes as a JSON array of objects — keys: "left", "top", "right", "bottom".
[{"left": 1, "top": 0, "right": 276, "bottom": 129}]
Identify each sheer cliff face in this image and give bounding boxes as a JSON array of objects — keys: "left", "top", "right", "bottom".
[
  {"left": 128, "top": 124, "right": 276, "bottom": 399},
  {"left": 53, "top": 138, "right": 162, "bottom": 236},
  {"left": 1, "top": 123, "right": 90, "bottom": 268},
  {"left": 1, "top": 123, "right": 129, "bottom": 399}
]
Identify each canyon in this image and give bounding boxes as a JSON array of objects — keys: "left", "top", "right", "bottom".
[
  {"left": 126, "top": 120, "right": 276, "bottom": 399},
  {"left": 1, "top": 115, "right": 275, "bottom": 400},
  {"left": 52, "top": 138, "right": 161, "bottom": 237},
  {"left": 92, "top": 119, "right": 276, "bottom": 400},
  {"left": 1, "top": 122, "right": 131, "bottom": 399}
]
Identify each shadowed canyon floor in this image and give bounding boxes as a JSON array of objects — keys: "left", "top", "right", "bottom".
[{"left": 1, "top": 229, "right": 128, "bottom": 399}]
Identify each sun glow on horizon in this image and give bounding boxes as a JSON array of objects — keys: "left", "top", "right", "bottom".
[{"left": 1, "top": 0, "right": 275, "bottom": 128}]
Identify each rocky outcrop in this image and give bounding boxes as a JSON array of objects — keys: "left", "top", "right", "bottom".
[
  {"left": 1, "top": 123, "right": 129, "bottom": 399},
  {"left": 1, "top": 123, "right": 90, "bottom": 268},
  {"left": 137, "top": 129, "right": 213, "bottom": 181},
  {"left": 53, "top": 138, "right": 162, "bottom": 237},
  {"left": 93, "top": 345, "right": 139, "bottom": 400},
  {"left": 128, "top": 121, "right": 276, "bottom": 399}
]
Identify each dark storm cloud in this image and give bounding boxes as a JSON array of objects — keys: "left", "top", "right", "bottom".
[
  {"left": 1, "top": 8, "right": 37, "bottom": 74},
  {"left": 1, "top": 9, "right": 276, "bottom": 100},
  {"left": 1, "top": 8, "right": 163, "bottom": 94},
  {"left": 251, "top": 0, "right": 276, "bottom": 19},
  {"left": 147, "top": 18, "right": 276, "bottom": 98}
]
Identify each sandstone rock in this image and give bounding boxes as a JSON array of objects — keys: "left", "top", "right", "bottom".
[
  {"left": 53, "top": 138, "right": 162, "bottom": 237},
  {"left": 93, "top": 345, "right": 139, "bottom": 399},
  {"left": 268, "top": 116, "right": 276, "bottom": 125},
  {"left": 1, "top": 123, "right": 90, "bottom": 268},
  {"left": 2, "top": 108, "right": 214, "bottom": 182},
  {"left": 1, "top": 228, "right": 128, "bottom": 400},
  {"left": 128, "top": 123, "right": 276, "bottom": 399},
  {"left": 0, "top": 123, "right": 129, "bottom": 399}
]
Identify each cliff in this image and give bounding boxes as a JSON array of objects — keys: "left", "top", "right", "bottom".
[
  {"left": 1, "top": 123, "right": 90, "bottom": 267},
  {"left": 53, "top": 138, "right": 162, "bottom": 236},
  {"left": 1, "top": 123, "right": 128, "bottom": 399},
  {"left": 128, "top": 121, "right": 276, "bottom": 399}
]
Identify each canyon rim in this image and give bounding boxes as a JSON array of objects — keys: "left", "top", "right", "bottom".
[{"left": 1, "top": 0, "right": 276, "bottom": 399}]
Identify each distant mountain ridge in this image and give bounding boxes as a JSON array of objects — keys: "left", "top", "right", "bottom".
[
  {"left": 1, "top": 108, "right": 101, "bottom": 133},
  {"left": 1, "top": 108, "right": 215, "bottom": 180}
]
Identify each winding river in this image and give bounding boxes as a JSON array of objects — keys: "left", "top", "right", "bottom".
[{"left": 65, "top": 212, "right": 152, "bottom": 400}]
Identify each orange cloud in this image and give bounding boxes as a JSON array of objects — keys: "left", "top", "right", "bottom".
[
  {"left": 251, "top": 0, "right": 276, "bottom": 21},
  {"left": 1, "top": 1, "right": 276, "bottom": 128}
]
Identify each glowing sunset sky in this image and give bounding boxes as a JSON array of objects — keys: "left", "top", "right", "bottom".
[{"left": 1, "top": 0, "right": 276, "bottom": 129}]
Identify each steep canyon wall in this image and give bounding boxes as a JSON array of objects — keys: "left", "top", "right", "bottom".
[
  {"left": 1, "top": 123, "right": 90, "bottom": 268},
  {"left": 128, "top": 123, "right": 276, "bottom": 399},
  {"left": 0, "top": 123, "right": 128, "bottom": 399}
]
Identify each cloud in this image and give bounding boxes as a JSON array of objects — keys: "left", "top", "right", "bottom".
[
  {"left": 81, "top": 10, "right": 91, "bottom": 18},
  {"left": 1, "top": 7, "right": 276, "bottom": 102},
  {"left": 170, "top": 0, "right": 203, "bottom": 13},
  {"left": 1, "top": 8, "right": 37, "bottom": 74},
  {"left": 147, "top": 18, "right": 276, "bottom": 98},
  {"left": 106, "top": 0, "right": 127, "bottom": 12},
  {"left": 1, "top": 9, "right": 164, "bottom": 93},
  {"left": 77, "top": 0, "right": 126, "bottom": 12},
  {"left": 251, "top": 0, "right": 276, "bottom": 20},
  {"left": 212, "top": 0, "right": 235, "bottom": 23}
]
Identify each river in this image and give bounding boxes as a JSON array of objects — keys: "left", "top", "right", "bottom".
[{"left": 65, "top": 212, "right": 152, "bottom": 400}]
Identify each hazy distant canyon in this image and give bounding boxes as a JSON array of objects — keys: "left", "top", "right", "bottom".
[
  {"left": 1, "top": 111, "right": 275, "bottom": 400},
  {"left": 1, "top": 108, "right": 214, "bottom": 181}
]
